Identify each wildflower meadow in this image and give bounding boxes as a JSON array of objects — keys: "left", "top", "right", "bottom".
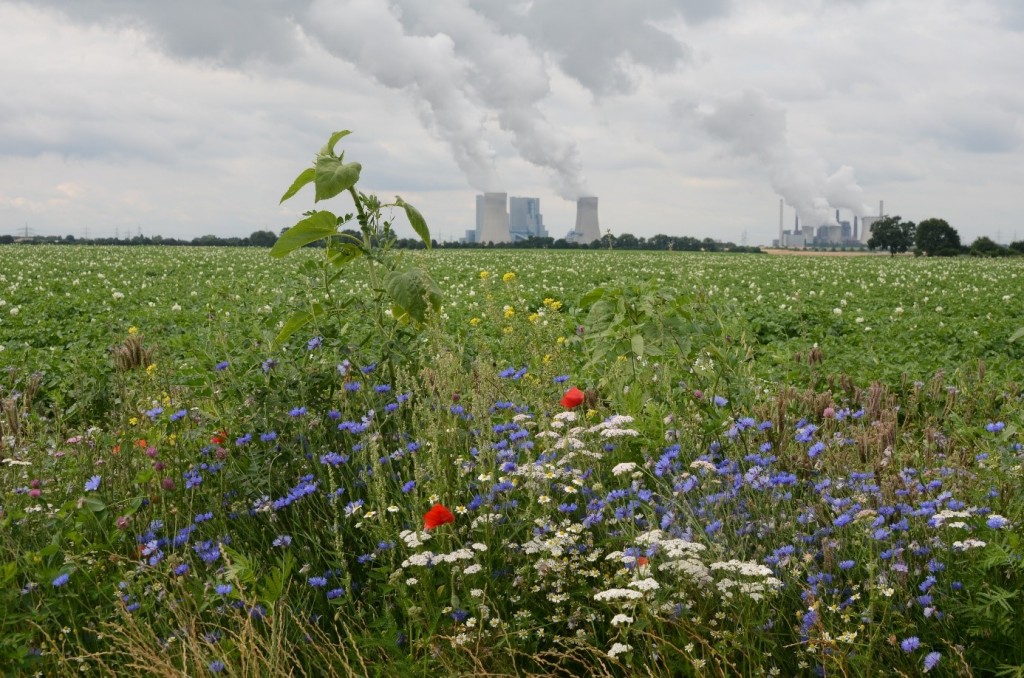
[{"left": 1, "top": 135, "right": 1023, "bottom": 676}]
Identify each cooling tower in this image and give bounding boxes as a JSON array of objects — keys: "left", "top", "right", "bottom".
[
  {"left": 574, "top": 197, "right": 601, "bottom": 244},
  {"left": 477, "top": 192, "right": 510, "bottom": 244}
]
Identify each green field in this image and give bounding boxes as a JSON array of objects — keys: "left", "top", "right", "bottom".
[{"left": 2, "top": 245, "right": 1023, "bottom": 676}]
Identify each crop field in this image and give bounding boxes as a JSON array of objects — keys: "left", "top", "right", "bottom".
[{"left": 2, "top": 244, "right": 1023, "bottom": 676}]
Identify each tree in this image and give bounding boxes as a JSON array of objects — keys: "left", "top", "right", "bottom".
[
  {"left": 969, "top": 236, "right": 1008, "bottom": 257},
  {"left": 915, "top": 218, "right": 960, "bottom": 256},
  {"left": 248, "top": 230, "right": 279, "bottom": 247},
  {"left": 867, "top": 216, "right": 916, "bottom": 256}
]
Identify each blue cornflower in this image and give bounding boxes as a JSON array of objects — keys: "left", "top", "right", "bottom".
[
  {"left": 900, "top": 636, "right": 921, "bottom": 653},
  {"left": 261, "top": 358, "right": 277, "bottom": 373},
  {"left": 713, "top": 396, "right": 728, "bottom": 407},
  {"left": 808, "top": 442, "right": 826, "bottom": 458},
  {"left": 361, "top": 362, "right": 376, "bottom": 374},
  {"left": 289, "top": 406, "right": 307, "bottom": 417},
  {"left": 499, "top": 366, "right": 516, "bottom": 378},
  {"left": 401, "top": 480, "right": 416, "bottom": 494},
  {"left": 260, "top": 431, "right": 277, "bottom": 442},
  {"left": 145, "top": 406, "right": 163, "bottom": 420},
  {"left": 838, "top": 560, "right": 855, "bottom": 570},
  {"left": 209, "top": 660, "right": 226, "bottom": 673},
  {"left": 923, "top": 652, "right": 941, "bottom": 672},
  {"left": 327, "top": 587, "right": 345, "bottom": 599},
  {"left": 170, "top": 409, "right": 188, "bottom": 422},
  {"left": 52, "top": 572, "right": 70, "bottom": 587},
  {"left": 987, "top": 515, "right": 1010, "bottom": 529},
  {"left": 553, "top": 375, "right": 569, "bottom": 383},
  {"left": 173, "top": 563, "right": 189, "bottom": 576},
  {"left": 272, "top": 535, "right": 292, "bottom": 548},
  {"left": 307, "top": 336, "right": 322, "bottom": 351},
  {"left": 308, "top": 576, "right": 328, "bottom": 588},
  {"left": 214, "top": 361, "right": 229, "bottom": 372},
  {"left": 194, "top": 512, "right": 213, "bottom": 524},
  {"left": 985, "top": 421, "right": 1005, "bottom": 433},
  {"left": 344, "top": 381, "right": 361, "bottom": 392},
  {"left": 374, "top": 384, "right": 392, "bottom": 393},
  {"left": 84, "top": 475, "right": 102, "bottom": 492},
  {"left": 215, "top": 583, "right": 233, "bottom": 595}
]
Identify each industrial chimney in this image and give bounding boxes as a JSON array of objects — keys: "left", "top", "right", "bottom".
[
  {"left": 574, "top": 197, "right": 601, "bottom": 244},
  {"left": 477, "top": 192, "right": 510, "bottom": 244},
  {"left": 779, "top": 198, "right": 784, "bottom": 245}
]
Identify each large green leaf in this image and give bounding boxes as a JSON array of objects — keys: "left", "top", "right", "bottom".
[
  {"left": 1011, "top": 327, "right": 1024, "bottom": 343},
  {"left": 394, "top": 196, "right": 431, "bottom": 249},
  {"left": 315, "top": 156, "right": 362, "bottom": 202},
  {"left": 270, "top": 212, "right": 338, "bottom": 258},
  {"left": 279, "top": 167, "right": 315, "bottom": 204},
  {"left": 320, "top": 130, "right": 352, "bottom": 157},
  {"left": 384, "top": 268, "right": 442, "bottom": 324},
  {"left": 274, "top": 303, "right": 324, "bottom": 346}
]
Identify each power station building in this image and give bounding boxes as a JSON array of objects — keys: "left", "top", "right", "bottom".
[
  {"left": 774, "top": 199, "right": 885, "bottom": 248},
  {"left": 465, "top": 194, "right": 598, "bottom": 245},
  {"left": 565, "top": 197, "right": 601, "bottom": 244}
]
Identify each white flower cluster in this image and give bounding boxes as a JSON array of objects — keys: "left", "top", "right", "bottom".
[
  {"left": 594, "top": 588, "right": 644, "bottom": 602},
  {"left": 952, "top": 538, "right": 987, "bottom": 551},
  {"left": 401, "top": 548, "right": 476, "bottom": 569},
  {"left": 611, "top": 462, "right": 638, "bottom": 476},
  {"left": 588, "top": 415, "right": 639, "bottom": 438},
  {"left": 928, "top": 509, "right": 975, "bottom": 527},
  {"left": 399, "top": 529, "right": 432, "bottom": 548}
]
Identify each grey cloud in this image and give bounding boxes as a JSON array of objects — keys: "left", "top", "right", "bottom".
[
  {"left": 472, "top": 0, "right": 730, "bottom": 95},
  {"left": 17, "top": 0, "right": 309, "bottom": 64}
]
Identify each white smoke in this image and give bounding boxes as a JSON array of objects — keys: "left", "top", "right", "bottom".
[
  {"left": 388, "top": 0, "right": 589, "bottom": 198},
  {"left": 25, "top": 0, "right": 726, "bottom": 200},
  {"left": 695, "top": 89, "right": 872, "bottom": 225}
]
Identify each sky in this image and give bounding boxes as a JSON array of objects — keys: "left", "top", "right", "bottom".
[{"left": 1, "top": 0, "right": 1022, "bottom": 245}]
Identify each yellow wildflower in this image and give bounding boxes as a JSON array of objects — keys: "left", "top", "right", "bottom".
[
  {"left": 146, "top": 364, "right": 157, "bottom": 376},
  {"left": 479, "top": 271, "right": 490, "bottom": 280},
  {"left": 128, "top": 326, "right": 138, "bottom": 335},
  {"left": 528, "top": 313, "right": 540, "bottom": 323},
  {"left": 503, "top": 306, "right": 515, "bottom": 319},
  {"left": 502, "top": 272, "right": 516, "bottom": 283},
  {"left": 503, "top": 326, "right": 513, "bottom": 334},
  {"left": 556, "top": 336, "right": 566, "bottom": 345},
  {"left": 129, "top": 417, "right": 139, "bottom": 426},
  {"left": 469, "top": 317, "right": 481, "bottom": 327}
]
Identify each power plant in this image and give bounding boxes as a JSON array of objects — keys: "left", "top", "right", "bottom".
[
  {"left": 567, "top": 197, "right": 601, "bottom": 244},
  {"left": 465, "top": 194, "right": 600, "bottom": 244},
  {"left": 774, "top": 198, "right": 885, "bottom": 248}
]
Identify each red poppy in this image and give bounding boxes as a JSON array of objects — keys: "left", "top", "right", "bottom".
[
  {"left": 423, "top": 503, "right": 455, "bottom": 530},
  {"left": 637, "top": 556, "right": 649, "bottom": 567},
  {"left": 560, "top": 386, "right": 585, "bottom": 409},
  {"left": 211, "top": 430, "right": 228, "bottom": 445}
]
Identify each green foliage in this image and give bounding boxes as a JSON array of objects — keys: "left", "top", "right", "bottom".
[
  {"left": 272, "top": 129, "right": 438, "bottom": 369},
  {"left": 915, "top": 217, "right": 961, "bottom": 256},
  {"left": 867, "top": 215, "right": 916, "bottom": 256},
  {"left": 971, "top": 236, "right": 1010, "bottom": 257}
]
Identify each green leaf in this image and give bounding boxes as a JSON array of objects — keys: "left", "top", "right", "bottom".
[
  {"left": 271, "top": 212, "right": 338, "bottom": 258},
  {"left": 384, "top": 268, "right": 442, "bottom": 324},
  {"left": 394, "top": 196, "right": 431, "bottom": 249},
  {"left": 82, "top": 497, "right": 107, "bottom": 513},
  {"left": 630, "top": 334, "right": 645, "bottom": 357},
  {"left": 279, "top": 167, "right": 315, "bottom": 204},
  {"left": 315, "top": 156, "right": 362, "bottom": 202},
  {"left": 1011, "top": 327, "right": 1024, "bottom": 343},
  {"left": 327, "top": 242, "right": 365, "bottom": 269},
  {"left": 320, "top": 130, "right": 352, "bottom": 157},
  {"left": 222, "top": 545, "right": 256, "bottom": 585},
  {"left": 274, "top": 303, "right": 324, "bottom": 346}
]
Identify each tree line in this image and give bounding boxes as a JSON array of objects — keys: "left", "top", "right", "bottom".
[
  {"left": 0, "top": 230, "right": 762, "bottom": 253},
  {"left": 867, "top": 217, "right": 1024, "bottom": 257}
]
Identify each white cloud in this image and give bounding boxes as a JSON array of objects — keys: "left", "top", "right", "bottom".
[{"left": 0, "top": 0, "right": 1022, "bottom": 244}]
